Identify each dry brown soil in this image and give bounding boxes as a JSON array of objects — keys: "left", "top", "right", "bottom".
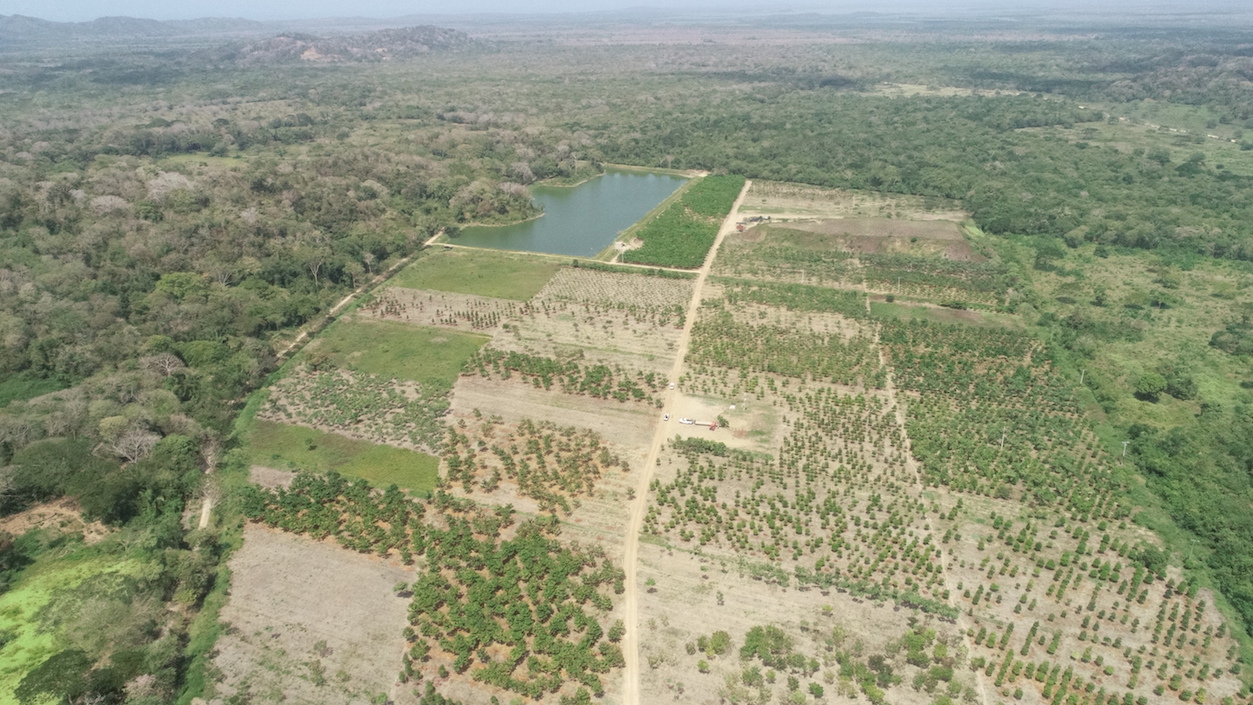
[{"left": 209, "top": 526, "right": 412, "bottom": 705}]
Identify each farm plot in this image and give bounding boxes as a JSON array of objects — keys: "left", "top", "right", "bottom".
[
  {"left": 260, "top": 367, "right": 449, "bottom": 453},
  {"left": 389, "top": 247, "right": 562, "bottom": 301},
  {"left": 359, "top": 287, "right": 521, "bottom": 332},
  {"left": 539, "top": 267, "right": 694, "bottom": 310},
  {"left": 448, "top": 374, "right": 656, "bottom": 452},
  {"left": 712, "top": 226, "right": 861, "bottom": 287},
  {"left": 878, "top": 319, "right": 1122, "bottom": 519},
  {"left": 246, "top": 419, "right": 439, "bottom": 494},
  {"left": 485, "top": 296, "right": 685, "bottom": 374},
  {"left": 862, "top": 252, "right": 1009, "bottom": 307},
  {"left": 707, "top": 282, "right": 870, "bottom": 343},
  {"left": 684, "top": 297, "right": 886, "bottom": 390},
  {"left": 646, "top": 385, "right": 946, "bottom": 604},
  {"left": 929, "top": 495, "right": 1248, "bottom": 705},
  {"left": 240, "top": 475, "right": 626, "bottom": 705},
  {"left": 209, "top": 525, "right": 411, "bottom": 705},
  {"left": 739, "top": 179, "right": 967, "bottom": 221},
  {"left": 441, "top": 415, "right": 630, "bottom": 515},
  {"left": 302, "top": 318, "right": 488, "bottom": 386},
  {"left": 635, "top": 543, "right": 977, "bottom": 705},
  {"left": 622, "top": 175, "right": 746, "bottom": 268},
  {"left": 712, "top": 220, "right": 1008, "bottom": 309},
  {"left": 463, "top": 348, "right": 667, "bottom": 405}
]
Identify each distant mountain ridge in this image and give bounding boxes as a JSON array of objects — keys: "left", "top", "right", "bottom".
[
  {"left": 0, "top": 14, "right": 269, "bottom": 43},
  {"left": 219, "top": 26, "right": 475, "bottom": 64}
]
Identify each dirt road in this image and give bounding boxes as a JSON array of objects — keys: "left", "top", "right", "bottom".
[{"left": 620, "top": 179, "right": 751, "bottom": 705}]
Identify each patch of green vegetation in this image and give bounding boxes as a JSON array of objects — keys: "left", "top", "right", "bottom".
[
  {"left": 305, "top": 319, "right": 487, "bottom": 386},
  {"left": 247, "top": 420, "right": 439, "bottom": 494},
  {"left": 390, "top": 249, "right": 561, "bottom": 300},
  {"left": 0, "top": 538, "right": 147, "bottom": 704},
  {"left": 0, "top": 373, "right": 67, "bottom": 408},
  {"left": 622, "top": 175, "right": 746, "bottom": 268}
]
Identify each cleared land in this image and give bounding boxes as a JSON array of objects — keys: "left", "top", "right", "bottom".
[
  {"left": 209, "top": 526, "right": 411, "bottom": 705},
  {"left": 739, "top": 180, "right": 967, "bottom": 221},
  {"left": 223, "top": 179, "right": 1248, "bottom": 705}
]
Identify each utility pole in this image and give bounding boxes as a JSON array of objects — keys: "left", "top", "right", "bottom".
[
  {"left": 1000, "top": 428, "right": 1007, "bottom": 451},
  {"left": 1121, "top": 441, "right": 1130, "bottom": 462},
  {"left": 1080, "top": 369, "right": 1086, "bottom": 385},
  {"left": 1187, "top": 538, "right": 1199, "bottom": 562}
]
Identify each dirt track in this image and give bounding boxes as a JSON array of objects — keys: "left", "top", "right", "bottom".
[{"left": 619, "top": 179, "right": 750, "bottom": 705}]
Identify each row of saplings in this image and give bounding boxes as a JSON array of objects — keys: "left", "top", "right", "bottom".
[
  {"left": 441, "top": 415, "right": 629, "bottom": 514},
  {"left": 881, "top": 318, "right": 1126, "bottom": 520},
  {"left": 692, "top": 622, "right": 976, "bottom": 705},
  {"left": 240, "top": 474, "right": 626, "bottom": 703},
  {"left": 464, "top": 347, "right": 664, "bottom": 405}
]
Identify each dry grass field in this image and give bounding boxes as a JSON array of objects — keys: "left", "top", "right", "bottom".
[
  {"left": 739, "top": 180, "right": 967, "bottom": 222},
  {"left": 209, "top": 526, "right": 411, "bottom": 705}
]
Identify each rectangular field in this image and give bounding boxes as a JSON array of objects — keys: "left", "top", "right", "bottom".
[
  {"left": 302, "top": 318, "right": 487, "bottom": 386},
  {"left": 739, "top": 179, "right": 967, "bottom": 221},
  {"left": 389, "top": 247, "right": 562, "bottom": 300},
  {"left": 211, "top": 526, "right": 412, "bottom": 704},
  {"left": 247, "top": 420, "right": 439, "bottom": 494}
]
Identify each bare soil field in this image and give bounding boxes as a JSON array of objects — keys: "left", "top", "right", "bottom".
[
  {"left": 249, "top": 464, "right": 297, "bottom": 489},
  {"left": 358, "top": 286, "right": 520, "bottom": 333},
  {"left": 636, "top": 540, "right": 974, "bottom": 705},
  {"left": 209, "top": 526, "right": 411, "bottom": 705},
  {"left": 0, "top": 498, "right": 110, "bottom": 544},
  {"left": 488, "top": 298, "right": 684, "bottom": 374},
  {"left": 449, "top": 374, "right": 657, "bottom": 453},
  {"left": 740, "top": 180, "right": 967, "bottom": 221}
]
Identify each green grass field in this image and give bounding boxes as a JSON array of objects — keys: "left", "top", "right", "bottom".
[
  {"left": 0, "top": 373, "right": 67, "bottom": 408},
  {"left": 0, "top": 541, "right": 146, "bottom": 705},
  {"left": 247, "top": 420, "right": 439, "bottom": 494},
  {"left": 390, "top": 248, "right": 561, "bottom": 300},
  {"left": 305, "top": 318, "right": 487, "bottom": 386}
]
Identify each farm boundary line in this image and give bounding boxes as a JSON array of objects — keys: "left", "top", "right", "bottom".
[{"left": 621, "top": 178, "right": 751, "bottom": 705}]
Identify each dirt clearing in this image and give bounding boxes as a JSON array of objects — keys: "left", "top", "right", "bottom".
[
  {"left": 209, "top": 526, "right": 411, "bottom": 705},
  {"left": 740, "top": 180, "right": 966, "bottom": 221},
  {"left": 449, "top": 374, "right": 657, "bottom": 452}
]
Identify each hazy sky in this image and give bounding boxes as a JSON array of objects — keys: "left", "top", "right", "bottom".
[{"left": 7, "top": 0, "right": 1248, "bottom": 22}]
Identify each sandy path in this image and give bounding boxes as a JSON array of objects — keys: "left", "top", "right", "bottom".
[{"left": 620, "top": 179, "right": 751, "bottom": 705}]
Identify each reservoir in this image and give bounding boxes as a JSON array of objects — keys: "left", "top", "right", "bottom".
[{"left": 454, "top": 168, "right": 687, "bottom": 257}]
